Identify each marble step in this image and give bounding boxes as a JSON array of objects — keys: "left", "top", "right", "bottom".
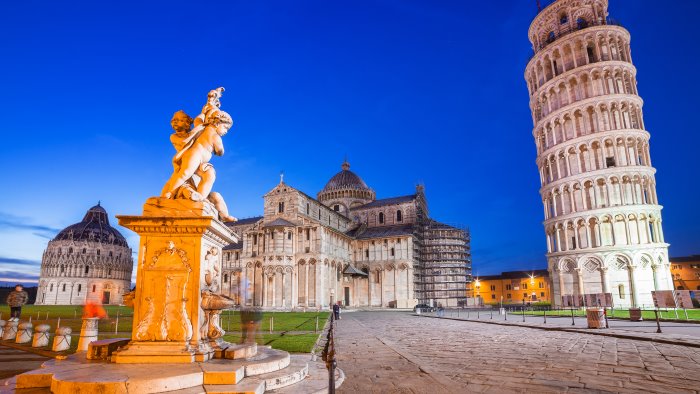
[
  {"left": 243, "top": 355, "right": 309, "bottom": 391},
  {"left": 268, "top": 360, "right": 344, "bottom": 394}
]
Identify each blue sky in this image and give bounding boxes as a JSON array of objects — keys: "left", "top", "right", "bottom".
[{"left": 1, "top": 0, "right": 699, "bottom": 285}]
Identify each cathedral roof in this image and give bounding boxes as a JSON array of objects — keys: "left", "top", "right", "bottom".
[
  {"left": 265, "top": 218, "right": 297, "bottom": 227},
  {"left": 320, "top": 161, "right": 371, "bottom": 193},
  {"left": 345, "top": 223, "right": 415, "bottom": 240},
  {"left": 350, "top": 195, "right": 416, "bottom": 210},
  {"left": 52, "top": 203, "right": 128, "bottom": 247}
]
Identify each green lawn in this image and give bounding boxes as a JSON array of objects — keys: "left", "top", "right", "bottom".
[
  {"left": 0, "top": 305, "right": 327, "bottom": 354},
  {"left": 517, "top": 308, "right": 700, "bottom": 321}
]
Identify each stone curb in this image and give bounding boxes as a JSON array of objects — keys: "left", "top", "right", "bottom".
[
  {"left": 415, "top": 314, "right": 700, "bottom": 349},
  {"left": 0, "top": 340, "right": 62, "bottom": 359}
]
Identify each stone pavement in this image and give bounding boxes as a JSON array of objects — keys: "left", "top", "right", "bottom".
[
  {"left": 335, "top": 311, "right": 700, "bottom": 393},
  {"left": 0, "top": 345, "right": 49, "bottom": 384}
]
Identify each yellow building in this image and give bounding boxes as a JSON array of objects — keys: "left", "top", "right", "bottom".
[
  {"left": 670, "top": 255, "right": 700, "bottom": 291},
  {"left": 467, "top": 270, "right": 551, "bottom": 305}
]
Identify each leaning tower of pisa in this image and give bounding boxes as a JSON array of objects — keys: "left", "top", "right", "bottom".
[{"left": 524, "top": 0, "right": 673, "bottom": 308}]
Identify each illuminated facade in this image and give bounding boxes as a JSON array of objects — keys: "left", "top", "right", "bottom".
[
  {"left": 525, "top": 0, "right": 673, "bottom": 307},
  {"left": 468, "top": 270, "right": 552, "bottom": 305}
]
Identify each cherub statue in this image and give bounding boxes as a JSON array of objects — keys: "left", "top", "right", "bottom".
[{"left": 161, "top": 88, "right": 237, "bottom": 222}]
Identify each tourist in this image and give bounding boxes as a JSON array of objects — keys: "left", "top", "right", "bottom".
[
  {"left": 332, "top": 302, "right": 340, "bottom": 320},
  {"left": 6, "top": 284, "right": 29, "bottom": 320},
  {"left": 239, "top": 278, "right": 262, "bottom": 344}
]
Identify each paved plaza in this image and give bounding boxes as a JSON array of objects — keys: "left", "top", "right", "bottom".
[{"left": 335, "top": 311, "right": 700, "bottom": 393}]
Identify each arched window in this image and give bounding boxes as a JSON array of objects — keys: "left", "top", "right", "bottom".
[
  {"left": 92, "top": 285, "right": 96, "bottom": 292},
  {"left": 618, "top": 284, "right": 625, "bottom": 299},
  {"left": 577, "top": 18, "right": 588, "bottom": 30},
  {"left": 60, "top": 265, "right": 65, "bottom": 273},
  {"left": 396, "top": 210, "right": 403, "bottom": 222},
  {"left": 333, "top": 205, "right": 340, "bottom": 212},
  {"left": 278, "top": 202, "right": 285, "bottom": 213},
  {"left": 62, "top": 284, "right": 66, "bottom": 292},
  {"left": 560, "top": 15, "right": 568, "bottom": 25},
  {"left": 109, "top": 251, "right": 113, "bottom": 257},
  {"left": 547, "top": 31, "right": 555, "bottom": 43},
  {"left": 50, "top": 284, "right": 53, "bottom": 291},
  {"left": 391, "top": 248, "right": 395, "bottom": 257},
  {"left": 287, "top": 232, "right": 292, "bottom": 240},
  {"left": 223, "top": 274, "right": 229, "bottom": 283},
  {"left": 306, "top": 203, "right": 310, "bottom": 215},
  {"left": 379, "top": 212, "right": 384, "bottom": 224},
  {"left": 77, "top": 284, "right": 82, "bottom": 293},
  {"left": 82, "top": 248, "right": 86, "bottom": 254},
  {"left": 69, "top": 247, "right": 73, "bottom": 254},
  {"left": 97, "top": 249, "right": 101, "bottom": 256},
  {"left": 85, "top": 266, "right": 89, "bottom": 274}
]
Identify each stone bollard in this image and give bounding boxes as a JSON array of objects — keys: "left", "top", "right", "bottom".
[
  {"left": 52, "top": 327, "right": 72, "bottom": 352},
  {"left": 0, "top": 319, "right": 6, "bottom": 338},
  {"left": 77, "top": 317, "right": 99, "bottom": 352},
  {"left": 2, "top": 320, "right": 18, "bottom": 341},
  {"left": 15, "top": 322, "right": 33, "bottom": 344},
  {"left": 32, "top": 324, "right": 51, "bottom": 348}
]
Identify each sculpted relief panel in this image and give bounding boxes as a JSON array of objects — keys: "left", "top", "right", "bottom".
[{"left": 135, "top": 241, "right": 193, "bottom": 342}]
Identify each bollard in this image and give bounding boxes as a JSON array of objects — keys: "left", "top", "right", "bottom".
[
  {"left": 684, "top": 309, "right": 689, "bottom": 321},
  {"left": 32, "top": 324, "right": 51, "bottom": 347},
  {"left": 654, "top": 310, "right": 662, "bottom": 333},
  {"left": 477, "top": 310, "right": 480, "bottom": 319},
  {"left": 522, "top": 309, "right": 526, "bottom": 322},
  {"left": 2, "top": 320, "right": 18, "bottom": 341},
  {"left": 270, "top": 316, "right": 273, "bottom": 334},
  {"left": 115, "top": 312, "right": 119, "bottom": 334},
  {"left": 570, "top": 309, "right": 575, "bottom": 325},
  {"left": 46, "top": 311, "right": 49, "bottom": 320},
  {"left": 15, "top": 322, "right": 33, "bottom": 344},
  {"left": 52, "top": 327, "right": 72, "bottom": 352},
  {"left": 543, "top": 310, "right": 547, "bottom": 324},
  {"left": 490, "top": 310, "right": 493, "bottom": 319},
  {"left": 315, "top": 316, "right": 319, "bottom": 333},
  {"left": 504, "top": 310, "right": 507, "bottom": 321},
  {"left": 77, "top": 317, "right": 99, "bottom": 352}
]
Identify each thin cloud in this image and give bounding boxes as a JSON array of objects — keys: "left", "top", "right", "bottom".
[
  {"left": 0, "top": 270, "right": 40, "bottom": 280},
  {"left": 0, "top": 257, "right": 41, "bottom": 266},
  {"left": 0, "top": 212, "right": 61, "bottom": 237}
]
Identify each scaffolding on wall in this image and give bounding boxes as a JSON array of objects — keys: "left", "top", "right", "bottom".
[{"left": 413, "top": 219, "right": 472, "bottom": 307}]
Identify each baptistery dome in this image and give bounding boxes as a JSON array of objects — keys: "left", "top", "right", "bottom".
[
  {"left": 36, "top": 203, "right": 133, "bottom": 305},
  {"left": 317, "top": 161, "right": 375, "bottom": 215}
]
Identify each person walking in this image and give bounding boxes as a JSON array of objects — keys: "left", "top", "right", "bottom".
[
  {"left": 6, "top": 284, "right": 29, "bottom": 320},
  {"left": 332, "top": 302, "right": 341, "bottom": 320}
]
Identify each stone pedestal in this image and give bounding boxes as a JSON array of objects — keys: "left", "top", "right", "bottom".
[
  {"left": 112, "top": 197, "right": 238, "bottom": 364},
  {"left": 52, "top": 327, "right": 72, "bottom": 351},
  {"left": 32, "top": 324, "right": 51, "bottom": 347},
  {"left": 76, "top": 317, "right": 99, "bottom": 351},
  {"left": 2, "top": 320, "right": 18, "bottom": 341},
  {"left": 15, "top": 322, "right": 33, "bottom": 344}
]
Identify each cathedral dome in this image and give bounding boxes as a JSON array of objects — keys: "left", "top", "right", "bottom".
[
  {"left": 321, "top": 161, "right": 371, "bottom": 192},
  {"left": 53, "top": 203, "right": 128, "bottom": 247}
]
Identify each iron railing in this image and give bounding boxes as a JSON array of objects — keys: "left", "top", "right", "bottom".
[{"left": 321, "top": 311, "right": 337, "bottom": 393}]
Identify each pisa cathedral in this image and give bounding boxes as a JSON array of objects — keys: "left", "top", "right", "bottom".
[
  {"left": 220, "top": 161, "right": 471, "bottom": 310},
  {"left": 35, "top": 204, "right": 134, "bottom": 305},
  {"left": 525, "top": 0, "right": 673, "bottom": 308}
]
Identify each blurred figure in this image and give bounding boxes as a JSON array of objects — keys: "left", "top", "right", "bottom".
[
  {"left": 239, "top": 277, "right": 262, "bottom": 344},
  {"left": 6, "top": 284, "right": 28, "bottom": 320},
  {"left": 83, "top": 300, "right": 108, "bottom": 319},
  {"left": 333, "top": 301, "right": 341, "bottom": 320}
]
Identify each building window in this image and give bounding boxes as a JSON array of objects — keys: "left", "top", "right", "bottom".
[
  {"left": 50, "top": 284, "right": 53, "bottom": 291},
  {"left": 109, "top": 251, "right": 113, "bottom": 257},
  {"left": 365, "top": 249, "right": 369, "bottom": 258},
  {"left": 506, "top": 293, "right": 511, "bottom": 299},
  {"left": 547, "top": 31, "right": 555, "bottom": 43},
  {"left": 97, "top": 249, "right": 101, "bottom": 256},
  {"left": 306, "top": 229, "right": 310, "bottom": 240},
  {"left": 78, "top": 284, "right": 82, "bottom": 293},
  {"left": 560, "top": 15, "right": 568, "bottom": 24},
  {"left": 223, "top": 274, "right": 228, "bottom": 283},
  {"left": 491, "top": 294, "right": 496, "bottom": 299},
  {"left": 506, "top": 284, "right": 512, "bottom": 290},
  {"left": 490, "top": 285, "right": 496, "bottom": 291},
  {"left": 85, "top": 266, "right": 89, "bottom": 274},
  {"left": 287, "top": 232, "right": 292, "bottom": 240},
  {"left": 60, "top": 265, "right": 65, "bottom": 273},
  {"left": 618, "top": 284, "right": 625, "bottom": 299},
  {"left": 306, "top": 203, "right": 310, "bottom": 215},
  {"left": 278, "top": 202, "right": 284, "bottom": 213},
  {"left": 539, "top": 281, "right": 544, "bottom": 288},
  {"left": 523, "top": 293, "right": 528, "bottom": 299},
  {"left": 396, "top": 210, "right": 402, "bottom": 222},
  {"left": 577, "top": 17, "right": 588, "bottom": 29},
  {"left": 62, "top": 284, "right": 66, "bottom": 292},
  {"left": 379, "top": 212, "right": 384, "bottom": 224},
  {"left": 606, "top": 157, "right": 616, "bottom": 167},
  {"left": 540, "top": 292, "right": 545, "bottom": 297},
  {"left": 108, "top": 268, "right": 112, "bottom": 276},
  {"left": 523, "top": 283, "right": 528, "bottom": 290},
  {"left": 334, "top": 205, "right": 339, "bottom": 212},
  {"left": 92, "top": 285, "right": 96, "bottom": 292},
  {"left": 391, "top": 248, "right": 395, "bottom": 257},
  {"left": 69, "top": 247, "right": 73, "bottom": 254},
  {"left": 253, "top": 234, "right": 258, "bottom": 245},
  {"left": 83, "top": 248, "right": 86, "bottom": 254}
]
